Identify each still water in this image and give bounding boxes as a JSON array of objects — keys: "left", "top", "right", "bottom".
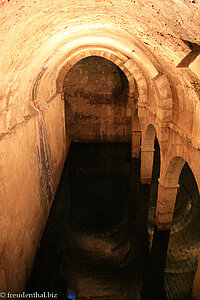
[{"left": 26, "top": 143, "right": 172, "bottom": 299}]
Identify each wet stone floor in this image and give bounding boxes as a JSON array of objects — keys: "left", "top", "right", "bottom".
[{"left": 26, "top": 143, "right": 200, "bottom": 300}]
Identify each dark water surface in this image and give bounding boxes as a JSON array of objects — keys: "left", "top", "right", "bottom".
[{"left": 26, "top": 143, "right": 170, "bottom": 299}]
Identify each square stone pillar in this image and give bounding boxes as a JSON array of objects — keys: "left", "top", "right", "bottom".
[
  {"left": 131, "top": 130, "right": 141, "bottom": 158},
  {"left": 140, "top": 148, "right": 155, "bottom": 184},
  {"left": 156, "top": 181, "right": 179, "bottom": 231}
]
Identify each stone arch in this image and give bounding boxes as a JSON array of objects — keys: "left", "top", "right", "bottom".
[
  {"left": 152, "top": 72, "right": 173, "bottom": 122},
  {"left": 56, "top": 49, "right": 134, "bottom": 94},
  {"left": 55, "top": 47, "right": 147, "bottom": 108},
  {"left": 30, "top": 44, "right": 149, "bottom": 136},
  {"left": 62, "top": 55, "right": 132, "bottom": 143},
  {"left": 140, "top": 124, "right": 159, "bottom": 184},
  {"left": 52, "top": 47, "right": 148, "bottom": 149},
  {"left": 30, "top": 45, "right": 148, "bottom": 165}
]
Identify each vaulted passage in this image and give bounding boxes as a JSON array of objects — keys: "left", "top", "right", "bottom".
[{"left": 1, "top": 1, "right": 200, "bottom": 298}]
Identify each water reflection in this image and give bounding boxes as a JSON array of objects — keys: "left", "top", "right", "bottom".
[{"left": 26, "top": 142, "right": 197, "bottom": 299}]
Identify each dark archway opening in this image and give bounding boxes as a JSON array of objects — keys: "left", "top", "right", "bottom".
[
  {"left": 172, "top": 162, "right": 200, "bottom": 227},
  {"left": 164, "top": 162, "right": 200, "bottom": 299},
  {"left": 63, "top": 56, "right": 131, "bottom": 143}
]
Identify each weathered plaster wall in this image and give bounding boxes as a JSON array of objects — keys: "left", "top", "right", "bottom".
[
  {"left": 0, "top": 94, "right": 67, "bottom": 292},
  {"left": 0, "top": 118, "right": 41, "bottom": 292},
  {"left": 42, "top": 94, "right": 68, "bottom": 183}
]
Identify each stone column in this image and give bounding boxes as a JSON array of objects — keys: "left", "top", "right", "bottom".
[
  {"left": 155, "top": 181, "right": 179, "bottom": 231},
  {"left": 131, "top": 130, "right": 141, "bottom": 158},
  {"left": 192, "top": 249, "right": 200, "bottom": 300},
  {"left": 140, "top": 147, "right": 155, "bottom": 184}
]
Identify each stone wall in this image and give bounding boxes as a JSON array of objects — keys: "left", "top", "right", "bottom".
[
  {"left": 0, "top": 94, "right": 67, "bottom": 292},
  {"left": 63, "top": 56, "right": 131, "bottom": 142}
]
